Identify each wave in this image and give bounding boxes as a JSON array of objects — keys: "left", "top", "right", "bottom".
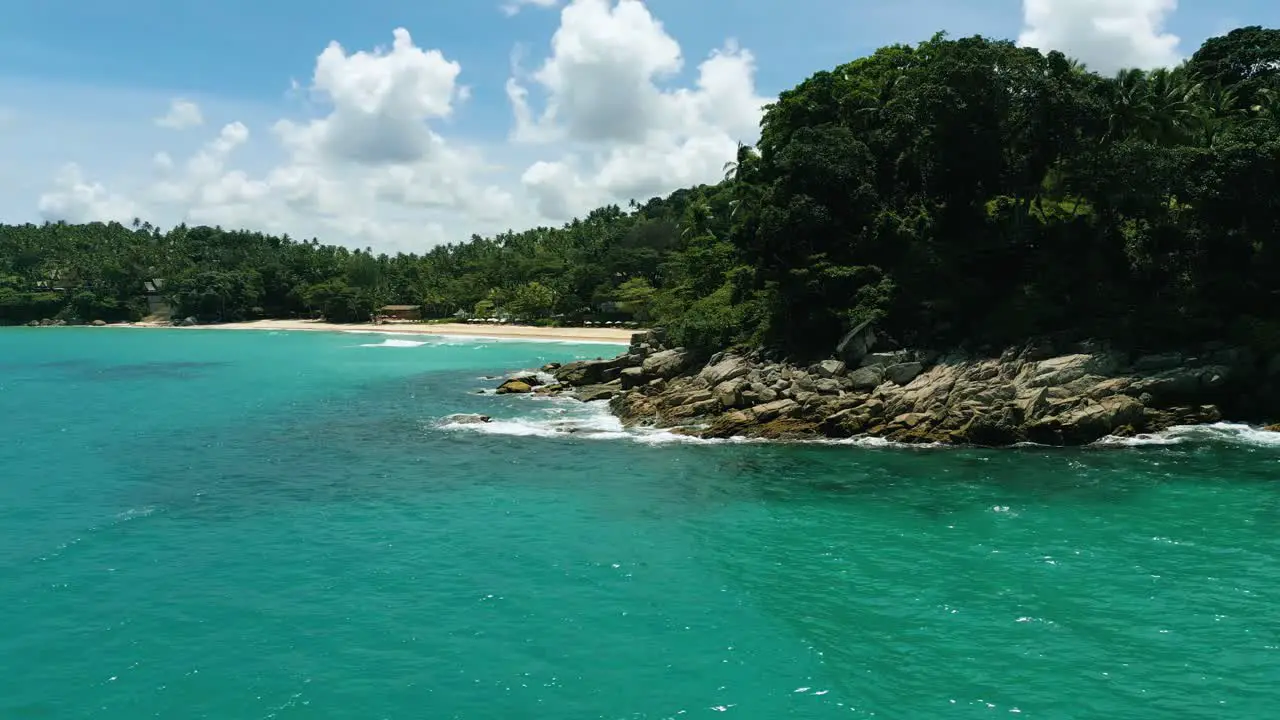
[
  {"left": 440, "top": 396, "right": 1280, "bottom": 451},
  {"left": 438, "top": 397, "right": 721, "bottom": 445},
  {"left": 359, "top": 338, "right": 430, "bottom": 348},
  {"left": 343, "top": 329, "right": 626, "bottom": 347},
  {"left": 437, "top": 397, "right": 945, "bottom": 448},
  {"left": 1093, "top": 422, "right": 1280, "bottom": 449}
]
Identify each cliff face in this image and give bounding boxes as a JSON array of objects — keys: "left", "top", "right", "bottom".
[{"left": 507, "top": 329, "right": 1276, "bottom": 446}]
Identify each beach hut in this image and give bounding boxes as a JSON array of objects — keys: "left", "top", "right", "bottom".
[
  {"left": 380, "top": 304, "right": 422, "bottom": 321},
  {"left": 143, "top": 279, "right": 169, "bottom": 316}
]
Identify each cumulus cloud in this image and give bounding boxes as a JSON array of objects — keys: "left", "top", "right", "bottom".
[
  {"left": 501, "top": 0, "right": 562, "bottom": 17},
  {"left": 510, "top": 0, "right": 767, "bottom": 218},
  {"left": 274, "top": 27, "right": 463, "bottom": 165},
  {"left": 1018, "top": 0, "right": 1183, "bottom": 72},
  {"left": 154, "top": 98, "right": 204, "bottom": 129},
  {"left": 32, "top": 4, "right": 766, "bottom": 250},
  {"left": 143, "top": 29, "right": 512, "bottom": 249},
  {"left": 38, "top": 163, "right": 137, "bottom": 223}
]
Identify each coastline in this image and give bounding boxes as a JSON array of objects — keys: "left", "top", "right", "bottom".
[
  {"left": 491, "top": 329, "right": 1280, "bottom": 446},
  {"left": 112, "top": 318, "right": 633, "bottom": 344}
]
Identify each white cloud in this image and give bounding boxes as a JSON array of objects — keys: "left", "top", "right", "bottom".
[
  {"left": 37, "top": 163, "right": 137, "bottom": 223},
  {"left": 501, "top": 0, "right": 562, "bottom": 17},
  {"left": 274, "top": 27, "right": 463, "bottom": 165},
  {"left": 510, "top": 0, "right": 767, "bottom": 218},
  {"left": 1018, "top": 0, "right": 1182, "bottom": 73},
  {"left": 30, "top": 4, "right": 765, "bottom": 250},
  {"left": 154, "top": 98, "right": 204, "bottom": 129}
]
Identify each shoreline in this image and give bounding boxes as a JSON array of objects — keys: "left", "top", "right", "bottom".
[
  {"left": 111, "top": 318, "right": 633, "bottom": 344},
  {"left": 500, "top": 330, "right": 1280, "bottom": 446}
]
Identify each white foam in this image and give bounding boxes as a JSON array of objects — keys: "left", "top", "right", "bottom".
[
  {"left": 501, "top": 369, "right": 559, "bottom": 385},
  {"left": 359, "top": 338, "right": 429, "bottom": 348},
  {"left": 341, "top": 329, "right": 626, "bottom": 347},
  {"left": 438, "top": 396, "right": 728, "bottom": 445},
  {"left": 441, "top": 392, "right": 1280, "bottom": 451},
  {"left": 1095, "top": 422, "right": 1280, "bottom": 449}
]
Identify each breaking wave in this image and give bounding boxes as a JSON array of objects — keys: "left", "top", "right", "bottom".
[
  {"left": 1093, "top": 422, "right": 1280, "bottom": 449},
  {"left": 439, "top": 396, "right": 1280, "bottom": 451},
  {"left": 359, "top": 338, "right": 430, "bottom": 348}
]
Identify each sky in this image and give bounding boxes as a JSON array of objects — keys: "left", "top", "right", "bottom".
[{"left": 1, "top": 0, "right": 1276, "bottom": 253}]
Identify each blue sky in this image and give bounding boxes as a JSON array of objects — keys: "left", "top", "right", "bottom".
[{"left": 1, "top": 0, "right": 1277, "bottom": 252}]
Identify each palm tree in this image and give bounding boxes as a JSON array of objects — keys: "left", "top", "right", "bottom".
[
  {"left": 1143, "top": 67, "right": 1199, "bottom": 145},
  {"left": 1188, "top": 84, "right": 1248, "bottom": 147},
  {"left": 1103, "top": 68, "right": 1151, "bottom": 143},
  {"left": 1252, "top": 87, "right": 1280, "bottom": 121},
  {"left": 722, "top": 141, "right": 750, "bottom": 182}
]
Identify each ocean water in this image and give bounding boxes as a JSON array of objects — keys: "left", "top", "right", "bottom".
[{"left": 2, "top": 328, "right": 1279, "bottom": 719}]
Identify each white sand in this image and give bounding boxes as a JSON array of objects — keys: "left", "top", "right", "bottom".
[{"left": 119, "top": 318, "right": 634, "bottom": 344}]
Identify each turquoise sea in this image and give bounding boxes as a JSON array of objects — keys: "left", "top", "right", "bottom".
[{"left": 2, "top": 328, "right": 1279, "bottom": 718}]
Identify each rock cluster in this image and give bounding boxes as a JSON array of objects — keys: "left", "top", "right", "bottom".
[{"left": 499, "top": 328, "right": 1278, "bottom": 445}]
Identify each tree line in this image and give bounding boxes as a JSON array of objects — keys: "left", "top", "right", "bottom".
[{"left": 3, "top": 26, "right": 1279, "bottom": 361}]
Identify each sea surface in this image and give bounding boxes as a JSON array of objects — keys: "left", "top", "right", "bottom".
[{"left": 2, "top": 328, "right": 1278, "bottom": 719}]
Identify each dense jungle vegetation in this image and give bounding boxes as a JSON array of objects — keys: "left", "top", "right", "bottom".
[{"left": 4, "top": 28, "right": 1279, "bottom": 359}]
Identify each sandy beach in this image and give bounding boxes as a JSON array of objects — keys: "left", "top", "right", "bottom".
[{"left": 121, "top": 318, "right": 635, "bottom": 344}]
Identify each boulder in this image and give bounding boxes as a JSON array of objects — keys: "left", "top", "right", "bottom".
[
  {"left": 699, "top": 356, "right": 752, "bottom": 386},
  {"left": 1027, "top": 395, "right": 1144, "bottom": 445},
  {"left": 749, "top": 399, "right": 800, "bottom": 422},
  {"left": 642, "top": 348, "right": 692, "bottom": 379},
  {"left": 836, "top": 320, "right": 876, "bottom": 366},
  {"left": 554, "top": 356, "right": 633, "bottom": 386},
  {"left": 91, "top": 319, "right": 107, "bottom": 327},
  {"left": 179, "top": 316, "right": 198, "bottom": 326},
  {"left": 819, "top": 407, "right": 879, "bottom": 438},
  {"left": 665, "top": 398, "right": 721, "bottom": 420},
  {"left": 541, "top": 362, "right": 562, "bottom": 372},
  {"left": 1013, "top": 387, "right": 1051, "bottom": 423},
  {"left": 1023, "top": 353, "right": 1120, "bottom": 388},
  {"left": 496, "top": 379, "right": 533, "bottom": 394},
  {"left": 619, "top": 366, "right": 647, "bottom": 390},
  {"left": 445, "top": 413, "right": 491, "bottom": 424},
  {"left": 848, "top": 366, "right": 884, "bottom": 391},
  {"left": 26, "top": 320, "right": 39, "bottom": 327},
  {"left": 630, "top": 328, "right": 667, "bottom": 351},
  {"left": 713, "top": 380, "right": 746, "bottom": 409},
  {"left": 953, "top": 407, "right": 1023, "bottom": 446},
  {"left": 813, "top": 378, "right": 842, "bottom": 395},
  {"left": 886, "top": 362, "right": 924, "bottom": 386},
  {"left": 811, "top": 359, "right": 846, "bottom": 378},
  {"left": 859, "top": 351, "right": 911, "bottom": 368},
  {"left": 1265, "top": 424, "right": 1280, "bottom": 433},
  {"left": 1129, "top": 365, "right": 1232, "bottom": 403},
  {"left": 700, "top": 410, "right": 756, "bottom": 439},
  {"left": 576, "top": 383, "right": 621, "bottom": 402}
]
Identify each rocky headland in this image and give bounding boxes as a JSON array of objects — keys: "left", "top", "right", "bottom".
[{"left": 495, "top": 325, "right": 1280, "bottom": 446}]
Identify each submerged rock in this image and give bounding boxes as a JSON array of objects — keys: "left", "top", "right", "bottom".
[
  {"left": 445, "top": 413, "right": 491, "bottom": 424},
  {"left": 496, "top": 380, "right": 533, "bottom": 394}
]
